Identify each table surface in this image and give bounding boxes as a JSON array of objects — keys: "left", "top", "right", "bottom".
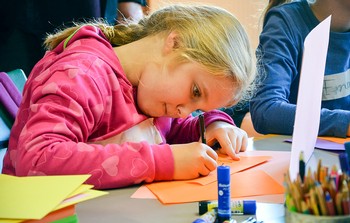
[{"left": 75, "top": 135, "right": 340, "bottom": 223}]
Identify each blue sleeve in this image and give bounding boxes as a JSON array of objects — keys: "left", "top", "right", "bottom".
[
  {"left": 319, "top": 109, "right": 350, "bottom": 137},
  {"left": 250, "top": 9, "right": 303, "bottom": 135}
]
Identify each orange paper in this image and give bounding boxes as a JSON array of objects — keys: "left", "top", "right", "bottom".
[
  {"left": 146, "top": 169, "right": 284, "bottom": 204},
  {"left": 132, "top": 151, "right": 290, "bottom": 204},
  {"left": 130, "top": 185, "right": 157, "bottom": 199},
  {"left": 318, "top": 136, "right": 350, "bottom": 144},
  {"left": 23, "top": 205, "right": 75, "bottom": 223},
  {"left": 189, "top": 155, "right": 271, "bottom": 185}
]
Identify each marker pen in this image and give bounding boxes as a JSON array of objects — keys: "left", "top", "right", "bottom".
[
  {"left": 299, "top": 151, "right": 305, "bottom": 183},
  {"left": 198, "top": 200, "right": 257, "bottom": 215},
  {"left": 199, "top": 114, "right": 206, "bottom": 144},
  {"left": 217, "top": 165, "right": 231, "bottom": 223},
  {"left": 192, "top": 208, "right": 217, "bottom": 223}
]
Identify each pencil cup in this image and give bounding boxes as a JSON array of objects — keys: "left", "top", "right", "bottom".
[{"left": 285, "top": 209, "right": 350, "bottom": 223}]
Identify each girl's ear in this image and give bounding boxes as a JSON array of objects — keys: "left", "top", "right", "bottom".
[{"left": 163, "top": 31, "right": 179, "bottom": 55}]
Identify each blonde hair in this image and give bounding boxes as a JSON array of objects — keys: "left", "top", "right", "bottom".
[
  {"left": 45, "top": 4, "right": 256, "bottom": 105},
  {"left": 263, "top": 0, "right": 292, "bottom": 18}
]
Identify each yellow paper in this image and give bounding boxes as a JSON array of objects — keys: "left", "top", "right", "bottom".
[
  {"left": 66, "top": 184, "right": 94, "bottom": 198},
  {"left": 0, "top": 220, "right": 21, "bottom": 223},
  {"left": 0, "top": 187, "right": 108, "bottom": 223},
  {"left": 55, "top": 188, "right": 108, "bottom": 210},
  {"left": 0, "top": 174, "right": 90, "bottom": 220}
]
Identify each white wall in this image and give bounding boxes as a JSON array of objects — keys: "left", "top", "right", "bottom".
[{"left": 148, "top": 0, "right": 268, "bottom": 49}]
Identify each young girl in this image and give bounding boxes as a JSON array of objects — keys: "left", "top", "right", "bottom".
[
  {"left": 2, "top": 4, "right": 256, "bottom": 189},
  {"left": 250, "top": 0, "right": 350, "bottom": 137}
]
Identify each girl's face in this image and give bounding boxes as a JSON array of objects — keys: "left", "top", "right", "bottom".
[{"left": 137, "top": 60, "right": 237, "bottom": 118}]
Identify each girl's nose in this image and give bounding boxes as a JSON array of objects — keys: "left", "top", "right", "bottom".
[{"left": 177, "top": 105, "right": 193, "bottom": 118}]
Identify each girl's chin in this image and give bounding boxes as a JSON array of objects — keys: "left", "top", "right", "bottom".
[
  {"left": 139, "top": 106, "right": 166, "bottom": 117},
  {"left": 141, "top": 110, "right": 163, "bottom": 118}
]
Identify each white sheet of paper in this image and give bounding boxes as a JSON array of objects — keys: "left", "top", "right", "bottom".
[{"left": 289, "top": 16, "right": 331, "bottom": 181}]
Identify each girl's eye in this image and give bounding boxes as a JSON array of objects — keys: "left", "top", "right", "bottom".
[{"left": 193, "top": 84, "right": 201, "bottom": 98}]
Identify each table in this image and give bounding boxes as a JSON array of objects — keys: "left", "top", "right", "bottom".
[{"left": 75, "top": 135, "right": 341, "bottom": 223}]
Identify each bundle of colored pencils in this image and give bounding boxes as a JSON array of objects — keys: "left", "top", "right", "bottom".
[{"left": 284, "top": 155, "right": 350, "bottom": 216}]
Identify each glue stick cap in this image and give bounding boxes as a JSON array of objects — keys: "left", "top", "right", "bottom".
[
  {"left": 198, "top": 201, "right": 209, "bottom": 215},
  {"left": 217, "top": 165, "right": 230, "bottom": 183},
  {"left": 243, "top": 200, "right": 257, "bottom": 215}
]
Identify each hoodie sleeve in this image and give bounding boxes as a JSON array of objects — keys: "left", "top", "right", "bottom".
[
  {"left": 6, "top": 67, "right": 174, "bottom": 189},
  {"left": 3, "top": 26, "right": 174, "bottom": 189}
]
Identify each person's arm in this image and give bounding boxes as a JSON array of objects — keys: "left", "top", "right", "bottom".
[
  {"left": 250, "top": 6, "right": 350, "bottom": 137},
  {"left": 318, "top": 109, "right": 350, "bottom": 137},
  {"left": 250, "top": 9, "right": 302, "bottom": 136},
  {"left": 10, "top": 65, "right": 173, "bottom": 189}
]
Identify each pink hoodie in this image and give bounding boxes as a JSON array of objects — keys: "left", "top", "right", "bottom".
[{"left": 2, "top": 26, "right": 234, "bottom": 189}]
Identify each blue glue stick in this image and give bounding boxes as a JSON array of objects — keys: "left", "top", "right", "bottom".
[
  {"left": 198, "top": 200, "right": 257, "bottom": 215},
  {"left": 217, "top": 165, "right": 231, "bottom": 223}
]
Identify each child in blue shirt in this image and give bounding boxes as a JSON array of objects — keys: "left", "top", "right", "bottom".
[{"left": 250, "top": 0, "right": 350, "bottom": 137}]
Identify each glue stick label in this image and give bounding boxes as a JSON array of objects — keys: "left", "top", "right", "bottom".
[
  {"left": 218, "top": 183, "right": 231, "bottom": 215},
  {"left": 231, "top": 200, "right": 244, "bottom": 214}
]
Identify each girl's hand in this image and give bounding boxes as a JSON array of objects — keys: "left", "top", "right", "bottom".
[
  {"left": 171, "top": 142, "right": 218, "bottom": 180},
  {"left": 206, "top": 121, "right": 248, "bottom": 161}
]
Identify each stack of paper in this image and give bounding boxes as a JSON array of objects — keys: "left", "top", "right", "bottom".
[
  {"left": 0, "top": 174, "right": 108, "bottom": 223},
  {"left": 132, "top": 152, "right": 287, "bottom": 204}
]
